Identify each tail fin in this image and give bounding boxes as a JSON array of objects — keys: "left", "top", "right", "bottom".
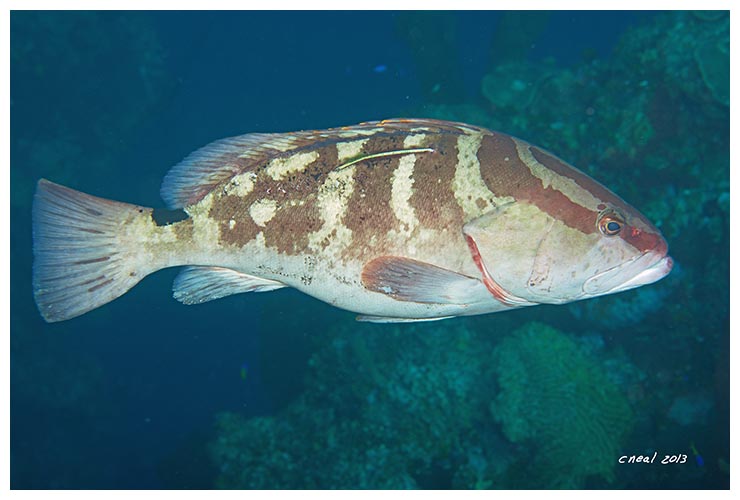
[{"left": 32, "top": 179, "right": 153, "bottom": 322}]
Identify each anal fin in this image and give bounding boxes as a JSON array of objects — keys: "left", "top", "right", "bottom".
[{"left": 173, "top": 266, "right": 286, "bottom": 305}]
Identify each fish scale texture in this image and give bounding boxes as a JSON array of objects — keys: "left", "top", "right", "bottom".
[{"left": 489, "top": 322, "right": 634, "bottom": 488}]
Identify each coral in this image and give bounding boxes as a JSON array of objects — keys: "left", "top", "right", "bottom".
[
  {"left": 614, "top": 11, "right": 729, "bottom": 110},
  {"left": 489, "top": 322, "right": 634, "bottom": 488},
  {"left": 471, "top": 11, "right": 729, "bottom": 206},
  {"left": 209, "top": 318, "right": 645, "bottom": 489},
  {"left": 210, "top": 409, "right": 417, "bottom": 489},
  {"left": 209, "top": 320, "right": 518, "bottom": 489}
]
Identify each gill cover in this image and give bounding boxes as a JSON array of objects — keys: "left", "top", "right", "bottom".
[{"left": 462, "top": 201, "right": 602, "bottom": 304}]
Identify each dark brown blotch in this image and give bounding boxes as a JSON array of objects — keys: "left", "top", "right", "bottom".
[
  {"left": 478, "top": 134, "right": 597, "bottom": 235},
  {"left": 529, "top": 145, "right": 663, "bottom": 251},
  {"left": 530, "top": 146, "right": 626, "bottom": 211},
  {"left": 408, "top": 134, "right": 464, "bottom": 231},
  {"left": 343, "top": 156, "right": 399, "bottom": 257},
  {"left": 259, "top": 145, "right": 339, "bottom": 255},
  {"left": 360, "top": 134, "right": 405, "bottom": 156},
  {"left": 209, "top": 193, "right": 260, "bottom": 247},
  {"left": 262, "top": 197, "right": 322, "bottom": 255}
]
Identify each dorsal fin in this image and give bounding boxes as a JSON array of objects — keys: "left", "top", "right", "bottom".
[
  {"left": 161, "top": 133, "right": 279, "bottom": 209},
  {"left": 161, "top": 129, "right": 351, "bottom": 209},
  {"left": 357, "top": 118, "right": 487, "bottom": 134},
  {"left": 160, "top": 119, "right": 479, "bottom": 209}
]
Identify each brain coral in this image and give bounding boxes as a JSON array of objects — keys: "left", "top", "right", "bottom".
[{"left": 489, "top": 322, "right": 633, "bottom": 488}]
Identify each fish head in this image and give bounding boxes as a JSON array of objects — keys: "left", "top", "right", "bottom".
[
  {"left": 579, "top": 205, "right": 673, "bottom": 298},
  {"left": 462, "top": 167, "right": 672, "bottom": 306}
]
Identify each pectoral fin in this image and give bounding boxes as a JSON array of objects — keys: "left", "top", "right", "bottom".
[
  {"left": 173, "top": 266, "right": 286, "bottom": 305},
  {"left": 361, "top": 256, "right": 486, "bottom": 305}
]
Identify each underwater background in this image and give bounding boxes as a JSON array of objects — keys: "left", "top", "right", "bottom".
[{"left": 10, "top": 10, "right": 729, "bottom": 489}]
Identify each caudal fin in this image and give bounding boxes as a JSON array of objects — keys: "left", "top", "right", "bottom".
[{"left": 32, "top": 179, "right": 152, "bottom": 322}]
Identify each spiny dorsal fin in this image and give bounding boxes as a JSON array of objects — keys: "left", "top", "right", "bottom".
[
  {"left": 160, "top": 119, "right": 479, "bottom": 209},
  {"left": 172, "top": 266, "right": 286, "bottom": 305}
]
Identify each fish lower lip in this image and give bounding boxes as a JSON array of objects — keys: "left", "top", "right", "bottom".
[
  {"left": 663, "top": 255, "right": 674, "bottom": 272},
  {"left": 608, "top": 254, "right": 673, "bottom": 294}
]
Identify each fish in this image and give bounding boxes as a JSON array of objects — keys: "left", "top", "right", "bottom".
[
  {"left": 690, "top": 442, "right": 704, "bottom": 467},
  {"left": 32, "top": 118, "right": 673, "bottom": 323}
]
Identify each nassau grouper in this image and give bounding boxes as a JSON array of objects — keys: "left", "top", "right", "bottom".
[{"left": 32, "top": 119, "right": 672, "bottom": 323}]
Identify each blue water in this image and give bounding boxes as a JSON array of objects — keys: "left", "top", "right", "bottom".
[{"left": 10, "top": 11, "right": 729, "bottom": 489}]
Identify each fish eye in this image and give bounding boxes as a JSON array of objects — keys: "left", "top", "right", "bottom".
[{"left": 599, "top": 216, "right": 622, "bottom": 236}]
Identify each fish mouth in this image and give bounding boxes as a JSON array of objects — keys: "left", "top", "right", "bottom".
[
  {"left": 605, "top": 254, "right": 673, "bottom": 294},
  {"left": 583, "top": 248, "right": 673, "bottom": 296}
]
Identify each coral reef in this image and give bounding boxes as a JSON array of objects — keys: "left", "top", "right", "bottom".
[
  {"left": 619, "top": 11, "right": 729, "bottom": 109},
  {"left": 210, "top": 321, "right": 503, "bottom": 489},
  {"left": 210, "top": 320, "right": 639, "bottom": 489},
  {"left": 489, "top": 322, "right": 634, "bottom": 488}
]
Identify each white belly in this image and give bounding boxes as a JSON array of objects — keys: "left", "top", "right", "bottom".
[{"left": 217, "top": 241, "right": 506, "bottom": 319}]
